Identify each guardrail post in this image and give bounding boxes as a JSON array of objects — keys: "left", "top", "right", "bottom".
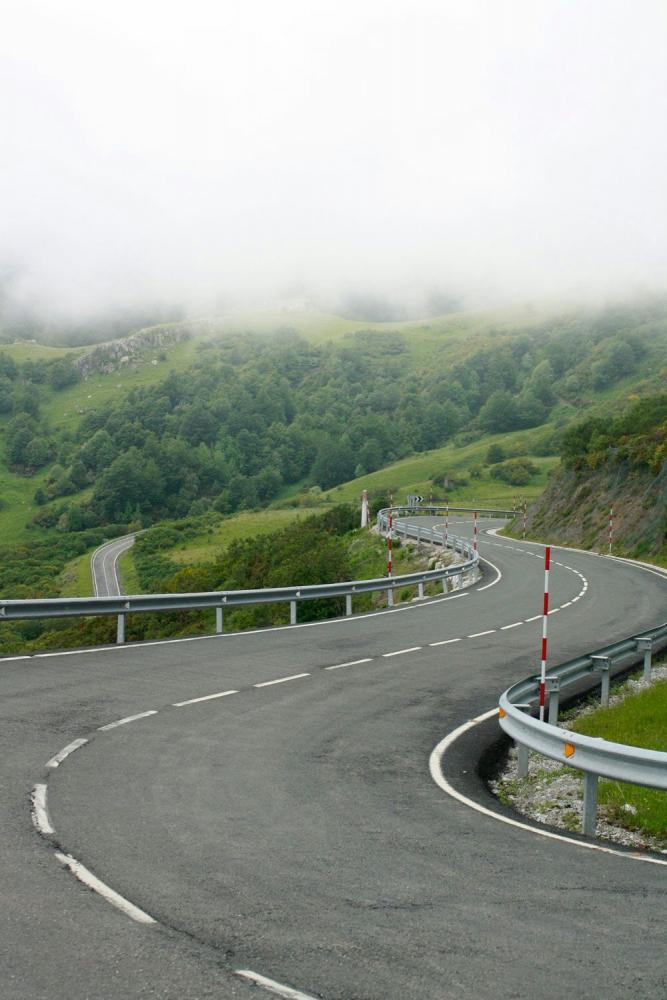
[
  {"left": 387, "top": 584, "right": 394, "bottom": 608},
  {"left": 345, "top": 594, "right": 352, "bottom": 616},
  {"left": 418, "top": 582, "right": 424, "bottom": 599},
  {"left": 582, "top": 772, "right": 599, "bottom": 837},
  {"left": 546, "top": 676, "right": 560, "bottom": 725},
  {"left": 517, "top": 743, "right": 529, "bottom": 778},
  {"left": 116, "top": 614, "right": 125, "bottom": 644},
  {"left": 591, "top": 655, "right": 611, "bottom": 707},
  {"left": 636, "top": 637, "right": 653, "bottom": 680},
  {"left": 216, "top": 607, "right": 224, "bottom": 634},
  {"left": 290, "top": 600, "right": 297, "bottom": 625}
]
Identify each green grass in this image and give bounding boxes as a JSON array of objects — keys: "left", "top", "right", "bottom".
[
  {"left": 570, "top": 678, "right": 667, "bottom": 841},
  {"left": 321, "top": 433, "right": 559, "bottom": 507},
  {"left": 57, "top": 551, "right": 93, "bottom": 597},
  {"left": 117, "top": 547, "right": 141, "bottom": 594}
]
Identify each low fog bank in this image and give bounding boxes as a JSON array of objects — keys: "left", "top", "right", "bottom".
[{"left": 2, "top": 1, "right": 666, "bottom": 336}]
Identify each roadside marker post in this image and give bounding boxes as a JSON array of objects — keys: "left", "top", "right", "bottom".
[
  {"left": 608, "top": 506, "right": 613, "bottom": 555},
  {"left": 387, "top": 498, "right": 394, "bottom": 607},
  {"left": 539, "top": 545, "right": 551, "bottom": 722},
  {"left": 473, "top": 511, "right": 478, "bottom": 554},
  {"left": 522, "top": 502, "right": 527, "bottom": 540},
  {"left": 445, "top": 502, "right": 449, "bottom": 548}
]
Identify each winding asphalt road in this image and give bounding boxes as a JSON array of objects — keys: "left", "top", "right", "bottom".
[
  {"left": 2, "top": 519, "right": 666, "bottom": 999},
  {"left": 91, "top": 534, "right": 136, "bottom": 597}
]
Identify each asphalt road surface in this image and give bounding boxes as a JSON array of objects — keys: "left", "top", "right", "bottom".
[
  {"left": 2, "top": 518, "right": 666, "bottom": 1000},
  {"left": 91, "top": 534, "right": 136, "bottom": 596}
]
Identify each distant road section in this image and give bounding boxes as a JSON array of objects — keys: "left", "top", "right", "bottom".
[{"left": 90, "top": 534, "right": 136, "bottom": 596}]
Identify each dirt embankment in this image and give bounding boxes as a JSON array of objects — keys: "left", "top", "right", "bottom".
[{"left": 519, "top": 460, "right": 666, "bottom": 560}]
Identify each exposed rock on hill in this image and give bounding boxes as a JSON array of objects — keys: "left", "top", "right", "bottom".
[
  {"left": 523, "top": 461, "right": 666, "bottom": 559},
  {"left": 73, "top": 325, "right": 191, "bottom": 378}
]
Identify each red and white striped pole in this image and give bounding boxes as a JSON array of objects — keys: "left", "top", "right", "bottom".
[
  {"left": 386, "top": 496, "right": 394, "bottom": 604},
  {"left": 522, "top": 501, "right": 527, "bottom": 541},
  {"left": 473, "top": 510, "right": 478, "bottom": 553},
  {"left": 445, "top": 501, "right": 449, "bottom": 548},
  {"left": 608, "top": 506, "right": 613, "bottom": 555},
  {"left": 539, "top": 545, "right": 551, "bottom": 722}
]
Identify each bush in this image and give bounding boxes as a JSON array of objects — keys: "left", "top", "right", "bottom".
[{"left": 490, "top": 458, "right": 538, "bottom": 486}]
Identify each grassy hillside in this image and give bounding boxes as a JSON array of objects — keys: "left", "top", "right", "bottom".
[{"left": 1, "top": 298, "right": 666, "bottom": 605}]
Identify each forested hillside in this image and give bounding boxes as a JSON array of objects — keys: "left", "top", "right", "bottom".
[{"left": 2, "top": 299, "right": 666, "bottom": 534}]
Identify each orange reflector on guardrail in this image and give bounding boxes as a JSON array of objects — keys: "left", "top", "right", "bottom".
[
  {"left": 564, "top": 742, "right": 575, "bottom": 758},
  {"left": 498, "top": 707, "right": 506, "bottom": 718}
]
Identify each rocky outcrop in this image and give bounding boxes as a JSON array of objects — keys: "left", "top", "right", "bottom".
[
  {"left": 72, "top": 325, "right": 191, "bottom": 378},
  {"left": 520, "top": 460, "right": 666, "bottom": 559}
]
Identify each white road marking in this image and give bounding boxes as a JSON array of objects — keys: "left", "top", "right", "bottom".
[
  {"left": 54, "top": 852, "right": 157, "bottom": 923},
  {"left": 467, "top": 630, "right": 496, "bottom": 638},
  {"left": 324, "top": 658, "right": 373, "bottom": 671},
  {"left": 561, "top": 602, "right": 572, "bottom": 608},
  {"left": 382, "top": 646, "right": 422, "bottom": 657},
  {"left": 235, "top": 969, "right": 319, "bottom": 1000},
  {"left": 31, "top": 784, "right": 54, "bottom": 835},
  {"left": 98, "top": 710, "right": 157, "bottom": 731},
  {"left": 525, "top": 615, "right": 541, "bottom": 622},
  {"left": 0, "top": 655, "right": 30, "bottom": 661},
  {"left": 429, "top": 711, "right": 667, "bottom": 867},
  {"left": 429, "top": 637, "right": 461, "bottom": 646},
  {"left": 254, "top": 673, "right": 310, "bottom": 688},
  {"left": 500, "top": 622, "right": 523, "bottom": 630},
  {"left": 45, "top": 738, "right": 88, "bottom": 769},
  {"left": 173, "top": 690, "right": 238, "bottom": 707}
]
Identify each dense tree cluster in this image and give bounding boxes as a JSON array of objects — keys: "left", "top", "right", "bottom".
[
  {"left": 561, "top": 393, "right": 667, "bottom": 474},
  {"left": 1, "top": 301, "right": 662, "bottom": 530}
]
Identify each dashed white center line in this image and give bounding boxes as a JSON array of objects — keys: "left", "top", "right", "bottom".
[
  {"left": 500, "top": 622, "right": 523, "bottom": 630},
  {"left": 467, "top": 630, "right": 496, "bottom": 638},
  {"left": 55, "top": 853, "right": 156, "bottom": 925},
  {"left": 235, "top": 969, "right": 319, "bottom": 1000},
  {"left": 173, "top": 690, "right": 238, "bottom": 707},
  {"left": 525, "top": 615, "right": 541, "bottom": 622},
  {"left": 31, "top": 784, "right": 54, "bottom": 836},
  {"left": 45, "top": 738, "right": 88, "bottom": 769},
  {"left": 324, "top": 658, "right": 373, "bottom": 671},
  {"left": 254, "top": 673, "right": 310, "bottom": 688},
  {"left": 429, "top": 638, "right": 461, "bottom": 647},
  {"left": 98, "top": 710, "right": 158, "bottom": 731},
  {"left": 382, "top": 646, "right": 422, "bottom": 657}
]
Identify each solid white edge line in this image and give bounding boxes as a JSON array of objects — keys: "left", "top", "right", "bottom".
[
  {"left": 428, "top": 709, "right": 667, "bottom": 867},
  {"left": 382, "top": 646, "right": 422, "bottom": 657},
  {"left": 173, "top": 689, "right": 238, "bottom": 707},
  {"left": 500, "top": 622, "right": 523, "bottom": 630},
  {"left": 31, "top": 784, "right": 54, "bottom": 835},
  {"left": 45, "top": 737, "right": 88, "bottom": 769},
  {"left": 429, "top": 637, "right": 461, "bottom": 646},
  {"left": 254, "top": 673, "right": 310, "bottom": 688},
  {"left": 324, "top": 658, "right": 373, "bottom": 670},
  {"left": 54, "top": 852, "right": 157, "bottom": 923},
  {"left": 98, "top": 710, "right": 158, "bottom": 731},
  {"left": 467, "top": 630, "right": 495, "bottom": 638},
  {"left": 235, "top": 969, "right": 319, "bottom": 1000}
]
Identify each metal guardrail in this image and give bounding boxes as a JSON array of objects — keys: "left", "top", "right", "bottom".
[
  {"left": 498, "top": 620, "right": 667, "bottom": 837},
  {"left": 0, "top": 511, "right": 483, "bottom": 645}
]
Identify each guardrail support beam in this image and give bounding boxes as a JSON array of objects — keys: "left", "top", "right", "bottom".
[
  {"left": 116, "top": 614, "right": 125, "bottom": 644},
  {"left": 591, "top": 655, "right": 611, "bottom": 707},
  {"left": 216, "top": 607, "right": 224, "bottom": 634},
  {"left": 387, "top": 583, "right": 394, "bottom": 607},
  {"left": 636, "top": 637, "right": 653, "bottom": 680},
  {"left": 290, "top": 600, "right": 297, "bottom": 625},
  {"left": 546, "top": 676, "right": 560, "bottom": 725},
  {"left": 418, "top": 582, "right": 424, "bottom": 599},
  {"left": 517, "top": 743, "right": 529, "bottom": 778},
  {"left": 345, "top": 594, "right": 352, "bottom": 616},
  {"left": 582, "top": 772, "right": 598, "bottom": 837}
]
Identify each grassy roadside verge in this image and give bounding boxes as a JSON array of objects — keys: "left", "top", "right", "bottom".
[
  {"left": 493, "top": 663, "right": 667, "bottom": 850},
  {"left": 569, "top": 674, "right": 667, "bottom": 842}
]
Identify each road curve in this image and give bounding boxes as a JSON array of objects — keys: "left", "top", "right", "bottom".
[
  {"left": 3, "top": 519, "right": 667, "bottom": 1000},
  {"left": 91, "top": 534, "right": 136, "bottom": 596}
]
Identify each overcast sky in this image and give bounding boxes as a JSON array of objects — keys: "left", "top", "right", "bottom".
[{"left": 2, "top": 0, "right": 666, "bottom": 318}]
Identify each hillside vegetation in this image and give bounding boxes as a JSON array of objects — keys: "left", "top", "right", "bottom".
[
  {"left": 1, "top": 298, "right": 666, "bottom": 607},
  {"left": 513, "top": 393, "right": 667, "bottom": 562}
]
